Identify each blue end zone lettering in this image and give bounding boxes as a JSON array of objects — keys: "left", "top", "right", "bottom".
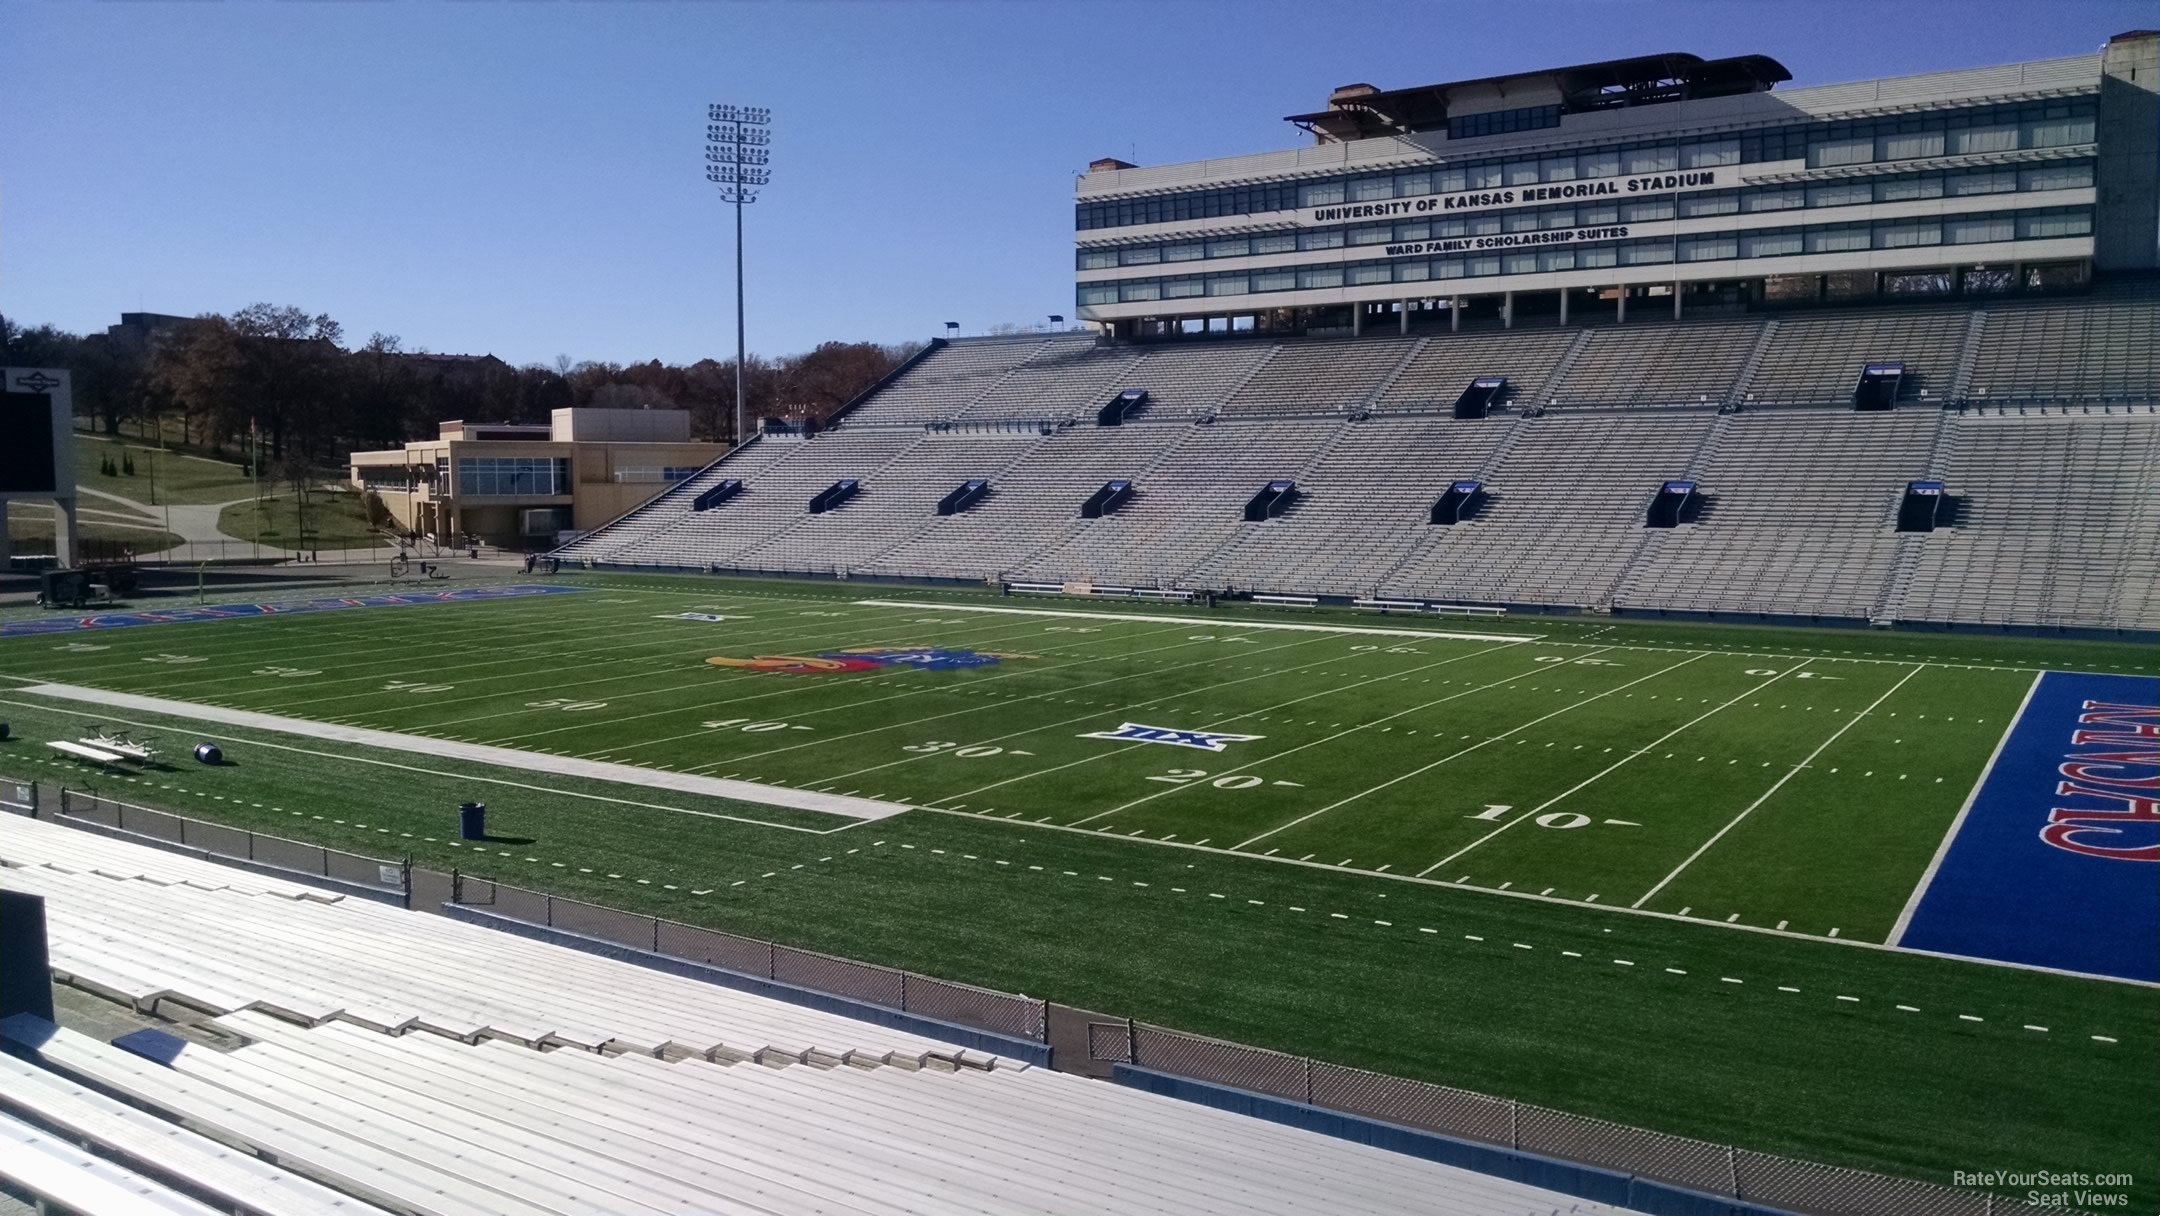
[
  {"left": 0, "top": 584, "right": 581, "bottom": 638},
  {"left": 1899, "top": 671, "right": 2158, "bottom": 981}
]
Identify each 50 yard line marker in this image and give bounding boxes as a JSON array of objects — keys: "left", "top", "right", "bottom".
[{"left": 1633, "top": 663, "right": 1928, "bottom": 909}]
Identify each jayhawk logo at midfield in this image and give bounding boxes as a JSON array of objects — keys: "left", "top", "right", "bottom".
[{"left": 707, "top": 647, "right": 1029, "bottom": 674}]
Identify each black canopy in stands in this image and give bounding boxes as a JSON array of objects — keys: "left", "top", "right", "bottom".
[
  {"left": 1646, "top": 480, "right": 1699, "bottom": 528},
  {"left": 1854, "top": 362, "right": 1905, "bottom": 410},
  {"left": 1243, "top": 480, "right": 1300, "bottom": 522},
  {"left": 938, "top": 479, "right": 990, "bottom": 516},
  {"left": 809, "top": 479, "right": 860, "bottom": 514},
  {"left": 1455, "top": 377, "right": 1507, "bottom": 419},
  {"left": 1081, "top": 479, "right": 1134, "bottom": 518},
  {"left": 692, "top": 479, "right": 742, "bottom": 512},
  {"left": 1897, "top": 480, "right": 1947, "bottom": 532},
  {"left": 1431, "top": 479, "right": 1483, "bottom": 525},
  {"left": 1099, "top": 388, "right": 1148, "bottom": 427}
]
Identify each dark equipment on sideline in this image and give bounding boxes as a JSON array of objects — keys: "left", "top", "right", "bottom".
[
  {"left": 193, "top": 742, "right": 223, "bottom": 765},
  {"left": 460, "top": 802, "right": 488, "bottom": 840}
]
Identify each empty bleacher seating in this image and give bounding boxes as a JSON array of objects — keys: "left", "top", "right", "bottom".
[
  {"left": 1616, "top": 411, "right": 1945, "bottom": 620},
  {"left": 1219, "top": 337, "right": 1418, "bottom": 415},
  {"left": 0, "top": 811, "right": 1645, "bottom": 1216},
  {"left": 1547, "top": 321, "right": 1760, "bottom": 409},
  {"left": 1377, "top": 330, "right": 1579, "bottom": 412},
  {"left": 553, "top": 293, "right": 2159, "bottom": 633},
  {"left": 1018, "top": 419, "right": 1343, "bottom": 587},
  {"left": 1744, "top": 309, "right": 1970, "bottom": 406},
  {"left": 1891, "top": 413, "right": 2160, "bottom": 631},
  {"left": 1381, "top": 412, "right": 1718, "bottom": 607},
  {"left": 1966, "top": 296, "right": 2160, "bottom": 405}
]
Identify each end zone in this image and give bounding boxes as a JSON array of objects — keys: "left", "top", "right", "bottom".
[{"left": 1893, "top": 671, "right": 2158, "bottom": 982}]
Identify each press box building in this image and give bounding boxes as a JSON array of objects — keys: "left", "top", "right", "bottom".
[{"left": 1074, "top": 33, "right": 2157, "bottom": 337}]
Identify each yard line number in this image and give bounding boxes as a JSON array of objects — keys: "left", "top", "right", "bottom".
[{"left": 526, "top": 697, "right": 608, "bottom": 712}]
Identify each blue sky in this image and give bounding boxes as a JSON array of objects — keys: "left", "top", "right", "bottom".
[{"left": 2, "top": 1, "right": 2145, "bottom": 366}]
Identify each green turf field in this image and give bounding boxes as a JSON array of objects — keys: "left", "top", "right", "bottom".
[{"left": 0, "top": 572, "right": 2152, "bottom": 1209}]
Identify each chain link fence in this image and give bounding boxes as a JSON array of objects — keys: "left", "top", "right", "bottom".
[
  {"left": 449, "top": 874, "right": 1046, "bottom": 1042},
  {"left": 50, "top": 788, "right": 407, "bottom": 899},
  {"left": 1095, "top": 1020, "right": 2074, "bottom": 1216}
]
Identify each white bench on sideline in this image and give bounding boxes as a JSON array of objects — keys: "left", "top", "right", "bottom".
[{"left": 48, "top": 739, "right": 127, "bottom": 765}]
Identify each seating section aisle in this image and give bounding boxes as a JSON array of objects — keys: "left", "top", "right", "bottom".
[
  {"left": 1745, "top": 310, "right": 1972, "bottom": 405},
  {"left": 1380, "top": 412, "right": 1717, "bottom": 607},
  {"left": 1191, "top": 416, "right": 1516, "bottom": 596},
  {"left": 0, "top": 813, "right": 1644, "bottom": 1216},
  {"left": 1892, "top": 412, "right": 2160, "bottom": 630},
  {"left": 1617, "top": 411, "right": 1945, "bottom": 619}
]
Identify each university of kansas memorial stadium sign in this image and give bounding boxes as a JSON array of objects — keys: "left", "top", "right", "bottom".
[{"left": 1306, "top": 168, "right": 1727, "bottom": 226}]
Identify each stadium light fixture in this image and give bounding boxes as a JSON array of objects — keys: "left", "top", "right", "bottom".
[
  {"left": 1048, "top": 315, "right": 1065, "bottom": 330},
  {"left": 705, "top": 103, "right": 772, "bottom": 448},
  {"left": 944, "top": 321, "right": 960, "bottom": 335}
]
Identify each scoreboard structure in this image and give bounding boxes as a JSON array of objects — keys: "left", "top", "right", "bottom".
[{"left": 0, "top": 367, "right": 79, "bottom": 567}]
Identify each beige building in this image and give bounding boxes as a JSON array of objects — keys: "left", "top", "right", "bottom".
[{"left": 349, "top": 408, "right": 723, "bottom": 547}]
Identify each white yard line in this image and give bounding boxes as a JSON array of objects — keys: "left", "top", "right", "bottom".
[
  {"left": 851, "top": 599, "right": 1530, "bottom": 642},
  {"left": 19, "top": 683, "right": 906, "bottom": 822},
  {"left": 910, "top": 805, "right": 2160, "bottom": 988},
  {"left": 928, "top": 638, "right": 1536, "bottom": 815},
  {"left": 1886, "top": 668, "right": 2046, "bottom": 946},
  {"left": 1415, "top": 660, "right": 1817, "bottom": 878},
  {"left": 683, "top": 628, "right": 1354, "bottom": 774},
  {"left": 1234, "top": 650, "right": 1707, "bottom": 853},
  {"left": 1633, "top": 664, "right": 1929, "bottom": 910},
  {"left": 544, "top": 617, "right": 1206, "bottom": 755}
]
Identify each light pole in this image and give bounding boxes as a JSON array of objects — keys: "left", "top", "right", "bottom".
[{"left": 706, "top": 104, "right": 771, "bottom": 448}]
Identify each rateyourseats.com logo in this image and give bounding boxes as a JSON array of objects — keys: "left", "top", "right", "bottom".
[{"left": 1080, "top": 723, "right": 1263, "bottom": 752}]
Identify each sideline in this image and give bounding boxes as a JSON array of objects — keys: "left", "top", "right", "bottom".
[
  {"left": 16, "top": 683, "right": 906, "bottom": 823},
  {"left": 851, "top": 600, "right": 1532, "bottom": 642}
]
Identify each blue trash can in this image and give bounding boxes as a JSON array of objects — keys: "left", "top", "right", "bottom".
[{"left": 458, "top": 802, "right": 486, "bottom": 840}]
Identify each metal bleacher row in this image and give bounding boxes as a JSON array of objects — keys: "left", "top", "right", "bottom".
[
  {"left": 554, "top": 291, "right": 2160, "bottom": 633},
  {"left": 0, "top": 812, "right": 1638, "bottom": 1216}
]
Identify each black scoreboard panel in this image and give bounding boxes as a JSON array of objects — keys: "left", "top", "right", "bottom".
[{"left": 0, "top": 392, "right": 58, "bottom": 493}]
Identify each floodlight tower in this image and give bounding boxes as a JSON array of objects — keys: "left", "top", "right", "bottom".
[{"left": 706, "top": 104, "right": 772, "bottom": 448}]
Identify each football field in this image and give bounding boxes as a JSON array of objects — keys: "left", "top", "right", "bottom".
[{"left": 1, "top": 572, "right": 2154, "bottom": 1204}]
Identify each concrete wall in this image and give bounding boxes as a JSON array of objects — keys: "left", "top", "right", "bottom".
[
  {"left": 552, "top": 408, "right": 694, "bottom": 443},
  {"left": 2095, "top": 31, "right": 2159, "bottom": 271}
]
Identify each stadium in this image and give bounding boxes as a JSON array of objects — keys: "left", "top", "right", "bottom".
[{"left": 1, "top": 25, "right": 2156, "bottom": 1216}]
